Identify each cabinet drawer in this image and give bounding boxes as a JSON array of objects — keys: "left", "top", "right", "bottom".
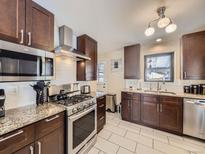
[
  {"left": 141, "top": 94, "right": 158, "bottom": 103},
  {"left": 122, "top": 92, "right": 132, "bottom": 100},
  {"left": 97, "top": 103, "right": 106, "bottom": 117},
  {"left": 97, "top": 115, "right": 106, "bottom": 133},
  {"left": 0, "top": 125, "right": 34, "bottom": 154},
  {"left": 35, "top": 112, "right": 65, "bottom": 140},
  {"left": 97, "top": 95, "right": 106, "bottom": 103},
  {"left": 133, "top": 93, "right": 140, "bottom": 100},
  {"left": 160, "top": 96, "right": 182, "bottom": 105}
]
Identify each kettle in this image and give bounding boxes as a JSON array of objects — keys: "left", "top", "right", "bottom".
[{"left": 81, "top": 85, "right": 91, "bottom": 94}]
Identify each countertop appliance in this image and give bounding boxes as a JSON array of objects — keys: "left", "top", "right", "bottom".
[
  {"left": 0, "top": 89, "right": 5, "bottom": 117},
  {"left": 81, "top": 85, "right": 91, "bottom": 94},
  {"left": 0, "top": 40, "right": 54, "bottom": 82},
  {"left": 183, "top": 98, "right": 205, "bottom": 139},
  {"left": 49, "top": 90, "right": 97, "bottom": 154}
]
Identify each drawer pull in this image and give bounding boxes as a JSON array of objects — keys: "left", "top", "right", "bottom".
[
  {"left": 100, "top": 116, "right": 105, "bottom": 121},
  {"left": 30, "top": 145, "right": 34, "bottom": 154},
  {"left": 160, "top": 104, "right": 163, "bottom": 112},
  {"left": 45, "top": 115, "right": 59, "bottom": 122},
  {"left": 19, "top": 29, "right": 24, "bottom": 44},
  {"left": 0, "top": 130, "right": 23, "bottom": 142},
  {"left": 99, "top": 104, "right": 105, "bottom": 108},
  {"left": 157, "top": 104, "right": 159, "bottom": 112},
  {"left": 37, "top": 141, "right": 41, "bottom": 154},
  {"left": 98, "top": 96, "right": 104, "bottom": 100}
]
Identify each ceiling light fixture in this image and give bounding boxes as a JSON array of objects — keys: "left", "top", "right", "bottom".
[
  {"left": 145, "top": 6, "right": 177, "bottom": 36},
  {"left": 156, "top": 38, "right": 162, "bottom": 42}
]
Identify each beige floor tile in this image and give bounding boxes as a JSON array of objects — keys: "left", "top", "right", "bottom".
[
  {"left": 98, "top": 129, "right": 112, "bottom": 140},
  {"left": 117, "top": 147, "right": 134, "bottom": 154},
  {"left": 87, "top": 147, "right": 100, "bottom": 154},
  {"left": 169, "top": 137, "right": 205, "bottom": 153},
  {"left": 154, "top": 140, "right": 189, "bottom": 154},
  {"left": 94, "top": 137, "right": 119, "bottom": 154},
  {"left": 118, "top": 123, "right": 140, "bottom": 134},
  {"left": 109, "top": 134, "right": 136, "bottom": 152},
  {"left": 125, "top": 131, "right": 153, "bottom": 148},
  {"left": 183, "top": 137, "right": 205, "bottom": 147},
  {"left": 136, "top": 144, "right": 164, "bottom": 154},
  {"left": 106, "top": 118, "right": 121, "bottom": 126},
  {"left": 104, "top": 124, "right": 127, "bottom": 136}
]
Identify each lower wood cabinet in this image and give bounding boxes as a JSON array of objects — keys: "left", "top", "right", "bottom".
[
  {"left": 97, "top": 95, "right": 106, "bottom": 133},
  {"left": 0, "top": 112, "right": 65, "bottom": 154},
  {"left": 141, "top": 94, "right": 159, "bottom": 127},
  {"left": 121, "top": 92, "right": 183, "bottom": 134},
  {"left": 121, "top": 92, "right": 140, "bottom": 123}
]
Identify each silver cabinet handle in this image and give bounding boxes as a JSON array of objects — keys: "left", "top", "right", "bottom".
[
  {"left": 28, "top": 32, "right": 32, "bottom": 46},
  {"left": 98, "top": 96, "right": 104, "bottom": 100},
  {"left": 100, "top": 116, "right": 105, "bottom": 121},
  {"left": 184, "top": 72, "right": 187, "bottom": 79},
  {"left": 157, "top": 104, "right": 159, "bottom": 112},
  {"left": 45, "top": 115, "right": 59, "bottom": 122},
  {"left": 37, "top": 141, "right": 41, "bottom": 154},
  {"left": 160, "top": 104, "right": 163, "bottom": 112},
  {"left": 0, "top": 130, "right": 23, "bottom": 142},
  {"left": 19, "top": 29, "right": 24, "bottom": 44},
  {"left": 30, "top": 145, "right": 34, "bottom": 154},
  {"left": 99, "top": 104, "right": 105, "bottom": 108}
]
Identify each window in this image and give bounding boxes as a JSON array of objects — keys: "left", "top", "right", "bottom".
[
  {"left": 144, "top": 52, "right": 174, "bottom": 82},
  {"left": 97, "top": 63, "right": 105, "bottom": 83}
]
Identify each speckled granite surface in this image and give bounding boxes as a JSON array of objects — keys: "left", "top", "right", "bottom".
[
  {"left": 90, "top": 91, "right": 106, "bottom": 98},
  {"left": 0, "top": 103, "right": 65, "bottom": 136}
]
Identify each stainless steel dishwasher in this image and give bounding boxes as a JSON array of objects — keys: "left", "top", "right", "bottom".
[{"left": 183, "top": 98, "right": 205, "bottom": 139}]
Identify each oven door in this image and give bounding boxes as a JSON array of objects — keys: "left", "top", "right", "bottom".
[{"left": 67, "top": 105, "right": 97, "bottom": 154}]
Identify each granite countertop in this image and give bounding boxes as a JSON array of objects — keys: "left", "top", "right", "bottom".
[
  {"left": 90, "top": 91, "right": 107, "bottom": 98},
  {"left": 0, "top": 103, "right": 66, "bottom": 136},
  {"left": 122, "top": 89, "right": 205, "bottom": 100}
]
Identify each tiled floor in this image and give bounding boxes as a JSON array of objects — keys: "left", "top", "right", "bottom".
[{"left": 87, "top": 112, "right": 205, "bottom": 154}]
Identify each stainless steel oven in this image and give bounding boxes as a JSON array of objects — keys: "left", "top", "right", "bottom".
[
  {"left": 67, "top": 104, "right": 97, "bottom": 154},
  {"left": 0, "top": 40, "right": 54, "bottom": 82}
]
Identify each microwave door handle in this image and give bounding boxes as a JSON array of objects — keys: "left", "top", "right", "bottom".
[{"left": 41, "top": 57, "right": 45, "bottom": 76}]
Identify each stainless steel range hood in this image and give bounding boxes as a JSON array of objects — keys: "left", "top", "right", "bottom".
[{"left": 55, "top": 25, "right": 91, "bottom": 60}]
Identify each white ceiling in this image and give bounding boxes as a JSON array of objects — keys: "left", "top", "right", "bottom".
[{"left": 34, "top": 0, "right": 205, "bottom": 52}]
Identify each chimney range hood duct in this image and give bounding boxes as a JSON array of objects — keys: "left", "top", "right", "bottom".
[{"left": 55, "top": 25, "right": 91, "bottom": 60}]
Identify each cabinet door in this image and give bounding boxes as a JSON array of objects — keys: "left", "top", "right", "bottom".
[
  {"left": 183, "top": 31, "right": 205, "bottom": 80},
  {"left": 124, "top": 44, "right": 140, "bottom": 79},
  {"left": 0, "top": 0, "right": 25, "bottom": 44},
  {"left": 141, "top": 94, "right": 159, "bottom": 127},
  {"left": 35, "top": 126, "right": 64, "bottom": 154},
  {"left": 77, "top": 35, "right": 97, "bottom": 81},
  {"left": 131, "top": 96, "right": 141, "bottom": 123},
  {"left": 159, "top": 96, "right": 183, "bottom": 133},
  {"left": 121, "top": 99, "right": 131, "bottom": 121},
  {"left": 13, "top": 144, "right": 34, "bottom": 154},
  {"left": 26, "top": 0, "right": 54, "bottom": 51},
  {"left": 97, "top": 96, "right": 106, "bottom": 133}
]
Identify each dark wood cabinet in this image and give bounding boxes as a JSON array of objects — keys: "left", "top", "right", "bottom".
[
  {"left": 141, "top": 94, "right": 159, "bottom": 127},
  {"left": 26, "top": 1, "right": 54, "bottom": 51},
  {"left": 121, "top": 92, "right": 140, "bottom": 123},
  {"left": 159, "top": 96, "right": 183, "bottom": 133},
  {"left": 13, "top": 144, "right": 34, "bottom": 154},
  {"left": 97, "top": 95, "right": 106, "bottom": 133},
  {"left": 77, "top": 35, "right": 97, "bottom": 81},
  {"left": 35, "top": 126, "right": 64, "bottom": 154},
  {"left": 0, "top": 0, "right": 26, "bottom": 44},
  {"left": 121, "top": 92, "right": 183, "bottom": 134},
  {"left": 0, "top": 112, "right": 65, "bottom": 154},
  {"left": 0, "top": 0, "right": 54, "bottom": 52},
  {"left": 183, "top": 31, "right": 205, "bottom": 80},
  {"left": 124, "top": 44, "right": 141, "bottom": 79}
]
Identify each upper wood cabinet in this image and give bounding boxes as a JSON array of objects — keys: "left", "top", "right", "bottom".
[
  {"left": 183, "top": 31, "right": 205, "bottom": 80},
  {"left": 0, "top": 0, "right": 26, "bottom": 44},
  {"left": 77, "top": 35, "right": 97, "bottom": 81},
  {"left": 124, "top": 44, "right": 141, "bottom": 79},
  {"left": 0, "top": 0, "right": 54, "bottom": 52},
  {"left": 26, "top": 1, "right": 54, "bottom": 51}
]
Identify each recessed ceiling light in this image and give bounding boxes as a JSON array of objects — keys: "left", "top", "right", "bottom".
[{"left": 156, "top": 38, "right": 162, "bottom": 42}]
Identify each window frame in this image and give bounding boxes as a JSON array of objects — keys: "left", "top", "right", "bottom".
[
  {"left": 144, "top": 52, "right": 174, "bottom": 82},
  {"left": 97, "top": 63, "right": 105, "bottom": 83}
]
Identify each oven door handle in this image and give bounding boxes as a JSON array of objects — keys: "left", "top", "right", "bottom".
[{"left": 68, "top": 105, "right": 96, "bottom": 122}]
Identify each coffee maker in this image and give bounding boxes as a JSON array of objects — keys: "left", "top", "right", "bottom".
[{"left": 0, "top": 89, "right": 5, "bottom": 117}]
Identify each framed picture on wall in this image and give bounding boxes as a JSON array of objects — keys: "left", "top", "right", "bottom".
[{"left": 111, "top": 59, "right": 122, "bottom": 72}]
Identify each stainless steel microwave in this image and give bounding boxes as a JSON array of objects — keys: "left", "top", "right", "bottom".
[{"left": 0, "top": 40, "right": 55, "bottom": 82}]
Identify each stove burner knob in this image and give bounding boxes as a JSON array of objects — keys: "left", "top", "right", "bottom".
[
  {"left": 72, "top": 108, "right": 78, "bottom": 113},
  {"left": 77, "top": 106, "right": 82, "bottom": 111},
  {"left": 84, "top": 104, "right": 89, "bottom": 108}
]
